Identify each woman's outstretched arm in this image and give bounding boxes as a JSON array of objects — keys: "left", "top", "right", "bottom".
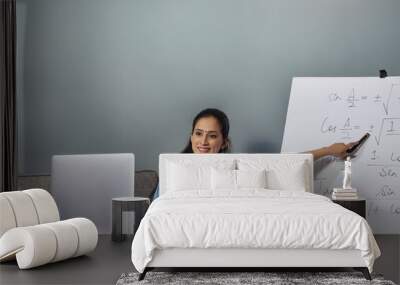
[{"left": 306, "top": 142, "right": 355, "bottom": 161}]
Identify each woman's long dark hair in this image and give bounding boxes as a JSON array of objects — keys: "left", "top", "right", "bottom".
[{"left": 182, "top": 108, "right": 232, "bottom": 153}]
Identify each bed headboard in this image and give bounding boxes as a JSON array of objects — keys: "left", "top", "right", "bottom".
[{"left": 159, "top": 153, "right": 314, "bottom": 195}]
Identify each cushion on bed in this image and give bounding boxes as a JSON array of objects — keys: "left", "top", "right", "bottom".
[
  {"left": 211, "top": 168, "right": 267, "bottom": 190},
  {"left": 166, "top": 160, "right": 235, "bottom": 192},
  {"left": 237, "top": 169, "right": 267, "bottom": 189},
  {"left": 167, "top": 162, "right": 210, "bottom": 191},
  {"left": 237, "top": 159, "right": 309, "bottom": 191},
  {"left": 211, "top": 168, "right": 236, "bottom": 190}
]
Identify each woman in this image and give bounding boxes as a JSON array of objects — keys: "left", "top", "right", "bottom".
[{"left": 152, "top": 108, "right": 353, "bottom": 199}]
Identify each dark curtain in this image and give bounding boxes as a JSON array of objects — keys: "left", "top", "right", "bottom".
[{"left": 0, "top": 0, "right": 17, "bottom": 192}]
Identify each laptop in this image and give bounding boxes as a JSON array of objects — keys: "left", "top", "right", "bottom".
[{"left": 51, "top": 153, "right": 134, "bottom": 234}]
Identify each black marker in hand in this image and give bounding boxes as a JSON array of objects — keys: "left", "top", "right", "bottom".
[{"left": 346, "top": 133, "right": 370, "bottom": 157}]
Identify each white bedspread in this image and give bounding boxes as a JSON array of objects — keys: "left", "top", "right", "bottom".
[{"left": 131, "top": 190, "right": 380, "bottom": 273}]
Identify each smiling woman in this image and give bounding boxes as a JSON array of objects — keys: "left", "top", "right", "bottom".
[
  {"left": 151, "top": 108, "right": 355, "bottom": 200},
  {"left": 182, "top": 108, "right": 231, "bottom": 154}
]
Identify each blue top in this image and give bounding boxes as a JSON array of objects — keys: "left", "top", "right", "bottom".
[{"left": 152, "top": 184, "right": 160, "bottom": 201}]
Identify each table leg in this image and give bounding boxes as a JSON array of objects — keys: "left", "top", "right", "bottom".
[{"left": 112, "top": 201, "right": 124, "bottom": 242}]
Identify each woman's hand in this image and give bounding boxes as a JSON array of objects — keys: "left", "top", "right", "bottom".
[
  {"left": 325, "top": 142, "right": 356, "bottom": 159},
  {"left": 306, "top": 142, "right": 356, "bottom": 161}
]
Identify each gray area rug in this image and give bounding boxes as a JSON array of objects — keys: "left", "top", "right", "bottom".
[{"left": 116, "top": 271, "right": 396, "bottom": 285}]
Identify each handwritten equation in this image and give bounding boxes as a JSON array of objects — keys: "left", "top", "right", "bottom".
[
  {"left": 320, "top": 117, "right": 400, "bottom": 143},
  {"left": 327, "top": 82, "right": 400, "bottom": 115}
]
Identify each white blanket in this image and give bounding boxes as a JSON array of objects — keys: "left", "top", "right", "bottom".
[{"left": 131, "top": 190, "right": 380, "bottom": 273}]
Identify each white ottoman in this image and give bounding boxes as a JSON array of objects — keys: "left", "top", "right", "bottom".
[{"left": 0, "top": 189, "right": 98, "bottom": 269}]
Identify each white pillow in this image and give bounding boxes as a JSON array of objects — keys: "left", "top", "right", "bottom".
[
  {"left": 211, "top": 168, "right": 236, "bottom": 190},
  {"left": 211, "top": 168, "right": 268, "bottom": 190},
  {"left": 238, "top": 159, "right": 309, "bottom": 191},
  {"left": 237, "top": 169, "right": 267, "bottom": 189},
  {"left": 167, "top": 162, "right": 210, "bottom": 191},
  {"left": 266, "top": 161, "right": 307, "bottom": 191},
  {"left": 166, "top": 159, "right": 235, "bottom": 192}
]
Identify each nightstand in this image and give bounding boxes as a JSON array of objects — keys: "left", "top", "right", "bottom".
[
  {"left": 112, "top": 197, "right": 150, "bottom": 242},
  {"left": 332, "top": 198, "right": 366, "bottom": 218}
]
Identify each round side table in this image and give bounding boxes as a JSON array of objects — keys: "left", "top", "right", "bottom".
[{"left": 112, "top": 197, "right": 150, "bottom": 242}]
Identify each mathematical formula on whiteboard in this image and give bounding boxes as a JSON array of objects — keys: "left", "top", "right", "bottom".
[{"left": 282, "top": 77, "right": 400, "bottom": 234}]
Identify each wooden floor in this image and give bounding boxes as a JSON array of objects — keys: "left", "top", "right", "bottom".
[{"left": 0, "top": 235, "right": 399, "bottom": 285}]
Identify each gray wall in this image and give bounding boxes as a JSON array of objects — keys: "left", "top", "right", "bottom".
[{"left": 17, "top": 0, "right": 400, "bottom": 175}]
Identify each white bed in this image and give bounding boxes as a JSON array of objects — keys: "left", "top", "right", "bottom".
[{"left": 131, "top": 154, "right": 380, "bottom": 280}]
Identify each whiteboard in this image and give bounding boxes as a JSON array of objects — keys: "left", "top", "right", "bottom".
[{"left": 282, "top": 77, "right": 400, "bottom": 234}]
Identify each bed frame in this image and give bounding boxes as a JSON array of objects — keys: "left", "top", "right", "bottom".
[
  {"left": 138, "top": 154, "right": 372, "bottom": 281},
  {"left": 140, "top": 248, "right": 371, "bottom": 280}
]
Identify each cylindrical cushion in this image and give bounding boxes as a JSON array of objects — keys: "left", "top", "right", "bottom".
[
  {"left": 63, "top": 218, "right": 98, "bottom": 257},
  {"left": 0, "top": 196, "right": 17, "bottom": 237},
  {"left": 0, "top": 192, "right": 39, "bottom": 227},
  {"left": 23, "top": 189, "right": 60, "bottom": 224},
  {"left": 0, "top": 226, "right": 57, "bottom": 269},
  {"left": 0, "top": 189, "right": 60, "bottom": 239},
  {"left": 42, "top": 221, "right": 79, "bottom": 262},
  {"left": 0, "top": 218, "right": 98, "bottom": 269}
]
